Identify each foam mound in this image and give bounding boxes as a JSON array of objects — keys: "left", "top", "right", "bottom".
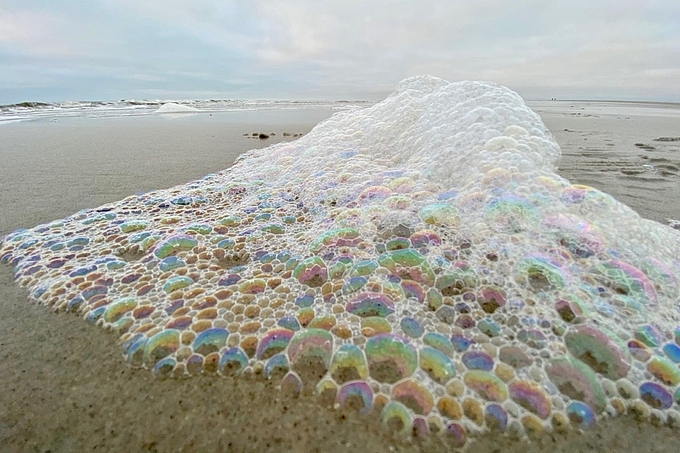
[
  {"left": 155, "top": 102, "right": 199, "bottom": 114},
  {"left": 3, "top": 76, "right": 680, "bottom": 444}
]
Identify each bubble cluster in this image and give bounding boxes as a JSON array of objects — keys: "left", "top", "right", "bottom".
[{"left": 2, "top": 76, "right": 680, "bottom": 446}]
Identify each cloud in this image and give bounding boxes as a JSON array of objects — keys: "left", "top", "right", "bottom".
[
  {"left": 0, "top": 0, "right": 679, "bottom": 102},
  {"left": 0, "top": 9, "right": 83, "bottom": 57}
]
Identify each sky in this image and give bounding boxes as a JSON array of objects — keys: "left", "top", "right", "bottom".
[{"left": 1, "top": 0, "right": 679, "bottom": 104}]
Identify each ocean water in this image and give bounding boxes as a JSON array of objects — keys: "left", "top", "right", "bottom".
[
  {"left": 2, "top": 76, "right": 680, "bottom": 446},
  {"left": 0, "top": 98, "right": 372, "bottom": 125}
]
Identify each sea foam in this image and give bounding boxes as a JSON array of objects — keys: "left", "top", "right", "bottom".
[{"left": 2, "top": 75, "right": 680, "bottom": 444}]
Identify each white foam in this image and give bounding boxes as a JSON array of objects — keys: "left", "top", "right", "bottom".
[{"left": 155, "top": 102, "right": 200, "bottom": 114}]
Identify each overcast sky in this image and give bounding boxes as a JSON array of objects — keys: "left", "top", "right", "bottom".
[{"left": 1, "top": 0, "right": 678, "bottom": 103}]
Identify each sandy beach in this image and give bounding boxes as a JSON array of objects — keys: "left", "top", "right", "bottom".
[{"left": 1, "top": 103, "right": 679, "bottom": 453}]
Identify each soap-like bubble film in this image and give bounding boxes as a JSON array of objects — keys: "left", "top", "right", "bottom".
[{"left": 3, "top": 76, "right": 680, "bottom": 445}]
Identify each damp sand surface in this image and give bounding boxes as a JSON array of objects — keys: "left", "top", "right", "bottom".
[
  {"left": 532, "top": 100, "right": 680, "bottom": 224},
  {"left": 1, "top": 104, "right": 679, "bottom": 453}
]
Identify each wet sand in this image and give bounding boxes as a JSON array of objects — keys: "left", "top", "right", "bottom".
[
  {"left": 531, "top": 101, "right": 680, "bottom": 224},
  {"left": 1, "top": 105, "right": 679, "bottom": 452}
]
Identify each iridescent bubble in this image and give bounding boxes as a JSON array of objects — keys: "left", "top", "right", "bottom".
[
  {"left": 342, "top": 276, "right": 367, "bottom": 296},
  {"left": 216, "top": 238, "right": 236, "bottom": 249},
  {"left": 634, "top": 325, "right": 662, "bottom": 347},
  {"left": 485, "top": 195, "right": 541, "bottom": 233},
  {"left": 627, "top": 338, "right": 652, "bottom": 362},
  {"left": 381, "top": 401, "right": 413, "bottom": 437},
  {"left": 120, "top": 220, "right": 148, "bottom": 233},
  {"left": 400, "top": 280, "right": 425, "bottom": 303},
  {"left": 330, "top": 344, "right": 369, "bottom": 383},
  {"left": 564, "top": 324, "right": 631, "bottom": 380},
  {"left": 400, "top": 317, "right": 424, "bottom": 338},
  {"left": 647, "top": 357, "right": 680, "bottom": 386},
  {"left": 143, "top": 329, "right": 180, "bottom": 368},
  {"left": 218, "top": 215, "right": 241, "bottom": 227},
  {"left": 260, "top": 223, "right": 284, "bottom": 234},
  {"left": 463, "top": 370, "right": 508, "bottom": 402},
  {"left": 277, "top": 316, "right": 301, "bottom": 331},
  {"left": 378, "top": 249, "right": 435, "bottom": 286},
  {"left": 591, "top": 260, "right": 657, "bottom": 305},
  {"left": 183, "top": 223, "right": 212, "bottom": 234},
  {"left": 515, "top": 254, "right": 568, "bottom": 291},
  {"left": 392, "top": 379, "right": 434, "bottom": 415},
  {"left": 163, "top": 275, "right": 194, "bottom": 293},
  {"left": 153, "top": 357, "right": 176, "bottom": 379},
  {"left": 639, "top": 381, "right": 674, "bottom": 409},
  {"left": 153, "top": 235, "right": 198, "bottom": 259},
  {"left": 485, "top": 403, "right": 509, "bottom": 431},
  {"left": 292, "top": 256, "right": 328, "bottom": 287},
  {"left": 186, "top": 354, "right": 204, "bottom": 376},
  {"left": 103, "top": 297, "right": 137, "bottom": 324},
  {"left": 361, "top": 317, "right": 392, "bottom": 336},
  {"left": 640, "top": 257, "right": 678, "bottom": 295},
  {"left": 476, "top": 286, "right": 506, "bottom": 313},
  {"left": 365, "top": 334, "right": 418, "bottom": 383},
  {"left": 410, "top": 230, "right": 441, "bottom": 248},
  {"left": 347, "top": 292, "right": 395, "bottom": 317},
  {"left": 508, "top": 380, "right": 552, "bottom": 419},
  {"left": 384, "top": 195, "right": 413, "bottom": 210},
  {"left": 411, "top": 416, "right": 430, "bottom": 439},
  {"left": 566, "top": 401, "right": 596, "bottom": 429},
  {"left": 159, "top": 256, "right": 186, "bottom": 272},
  {"left": 294, "top": 294, "right": 315, "bottom": 308},
  {"left": 129, "top": 231, "right": 151, "bottom": 243},
  {"left": 518, "top": 329, "right": 547, "bottom": 349},
  {"left": 561, "top": 184, "right": 595, "bottom": 204},
  {"left": 451, "top": 334, "right": 474, "bottom": 352},
  {"left": 387, "top": 176, "right": 416, "bottom": 193},
  {"left": 287, "top": 329, "right": 333, "bottom": 382},
  {"left": 327, "top": 254, "right": 353, "bottom": 279},
  {"left": 192, "top": 328, "right": 229, "bottom": 356},
  {"left": 419, "top": 346, "right": 456, "bottom": 384},
  {"left": 444, "top": 422, "right": 467, "bottom": 448},
  {"left": 281, "top": 371, "right": 303, "bottom": 397},
  {"left": 542, "top": 213, "right": 603, "bottom": 258},
  {"left": 264, "top": 353, "right": 289, "bottom": 379},
  {"left": 124, "top": 334, "right": 147, "bottom": 367},
  {"left": 238, "top": 278, "right": 267, "bottom": 295},
  {"left": 85, "top": 306, "right": 107, "bottom": 324},
  {"left": 358, "top": 186, "right": 392, "bottom": 205},
  {"left": 80, "top": 285, "right": 109, "bottom": 300},
  {"left": 662, "top": 343, "right": 680, "bottom": 363},
  {"left": 477, "top": 318, "right": 502, "bottom": 337},
  {"left": 218, "top": 347, "right": 248, "bottom": 376},
  {"left": 336, "top": 381, "right": 374, "bottom": 415},
  {"left": 106, "top": 260, "right": 126, "bottom": 270},
  {"left": 555, "top": 297, "right": 588, "bottom": 324},
  {"left": 350, "top": 259, "right": 379, "bottom": 276},
  {"left": 545, "top": 356, "right": 607, "bottom": 412},
  {"left": 256, "top": 329, "right": 294, "bottom": 360},
  {"left": 418, "top": 203, "right": 459, "bottom": 227},
  {"left": 70, "top": 264, "right": 98, "bottom": 278},
  {"left": 462, "top": 351, "right": 494, "bottom": 371},
  {"left": 309, "top": 228, "right": 361, "bottom": 253},
  {"left": 436, "top": 263, "right": 479, "bottom": 296},
  {"left": 422, "top": 332, "right": 454, "bottom": 356}
]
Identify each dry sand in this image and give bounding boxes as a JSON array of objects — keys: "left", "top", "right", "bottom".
[{"left": 1, "top": 105, "right": 679, "bottom": 452}]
